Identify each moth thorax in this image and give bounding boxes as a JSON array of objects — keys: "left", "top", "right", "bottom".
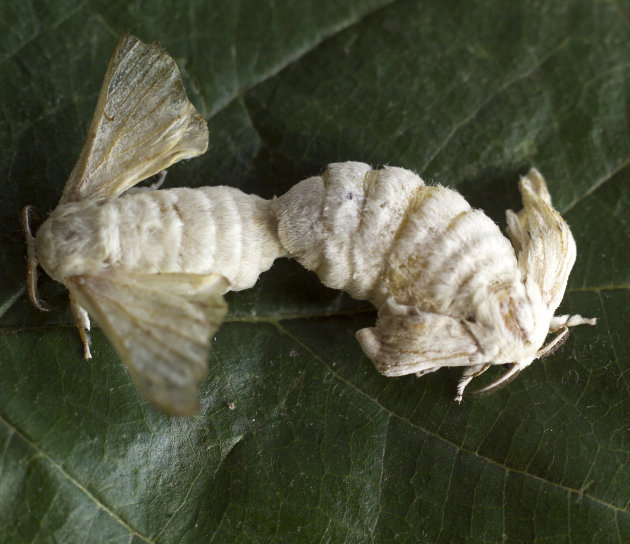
[
  {"left": 470, "top": 280, "right": 550, "bottom": 364},
  {"left": 35, "top": 202, "right": 113, "bottom": 282}
]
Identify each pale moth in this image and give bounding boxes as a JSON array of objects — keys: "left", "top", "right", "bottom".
[
  {"left": 22, "top": 34, "right": 285, "bottom": 416},
  {"left": 22, "top": 35, "right": 595, "bottom": 414},
  {"left": 273, "top": 162, "right": 596, "bottom": 400}
]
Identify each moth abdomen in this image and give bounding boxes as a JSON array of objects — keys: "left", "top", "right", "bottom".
[
  {"left": 389, "top": 208, "right": 520, "bottom": 313},
  {"left": 275, "top": 162, "right": 519, "bottom": 312},
  {"left": 275, "top": 163, "right": 428, "bottom": 302},
  {"left": 36, "top": 186, "right": 285, "bottom": 292},
  {"left": 115, "top": 187, "right": 285, "bottom": 290}
]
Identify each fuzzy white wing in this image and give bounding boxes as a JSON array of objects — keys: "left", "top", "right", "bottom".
[
  {"left": 506, "top": 168, "right": 576, "bottom": 312},
  {"left": 67, "top": 272, "right": 228, "bottom": 416},
  {"left": 60, "top": 33, "right": 208, "bottom": 204},
  {"left": 356, "top": 299, "right": 484, "bottom": 377}
]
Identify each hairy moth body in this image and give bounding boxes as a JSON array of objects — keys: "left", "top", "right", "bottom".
[
  {"left": 274, "top": 162, "right": 596, "bottom": 398},
  {"left": 37, "top": 186, "right": 283, "bottom": 291}
]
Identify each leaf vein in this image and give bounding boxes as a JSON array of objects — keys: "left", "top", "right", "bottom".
[{"left": 0, "top": 413, "right": 155, "bottom": 543}]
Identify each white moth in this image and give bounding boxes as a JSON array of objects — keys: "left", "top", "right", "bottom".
[
  {"left": 21, "top": 35, "right": 595, "bottom": 413},
  {"left": 22, "top": 34, "right": 284, "bottom": 415},
  {"left": 273, "top": 162, "right": 596, "bottom": 399}
]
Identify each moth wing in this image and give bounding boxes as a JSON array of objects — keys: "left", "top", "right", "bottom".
[
  {"left": 505, "top": 168, "right": 577, "bottom": 311},
  {"left": 60, "top": 33, "right": 208, "bottom": 205},
  {"left": 67, "top": 272, "right": 228, "bottom": 416},
  {"left": 356, "top": 300, "right": 483, "bottom": 377}
]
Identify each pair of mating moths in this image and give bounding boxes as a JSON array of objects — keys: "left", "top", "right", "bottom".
[{"left": 22, "top": 34, "right": 596, "bottom": 416}]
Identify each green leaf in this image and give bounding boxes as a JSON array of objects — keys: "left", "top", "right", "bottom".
[{"left": 1, "top": 1, "right": 627, "bottom": 542}]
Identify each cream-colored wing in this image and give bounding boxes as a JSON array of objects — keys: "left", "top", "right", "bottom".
[
  {"left": 356, "top": 299, "right": 484, "bottom": 377},
  {"left": 60, "top": 33, "right": 208, "bottom": 205},
  {"left": 67, "top": 272, "right": 228, "bottom": 416},
  {"left": 505, "top": 168, "right": 577, "bottom": 312}
]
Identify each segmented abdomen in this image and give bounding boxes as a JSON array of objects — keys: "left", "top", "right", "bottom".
[
  {"left": 274, "top": 162, "right": 520, "bottom": 315},
  {"left": 113, "top": 186, "right": 285, "bottom": 290},
  {"left": 41, "top": 186, "right": 281, "bottom": 291}
]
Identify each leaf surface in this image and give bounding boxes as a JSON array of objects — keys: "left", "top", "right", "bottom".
[{"left": 1, "top": 1, "right": 628, "bottom": 542}]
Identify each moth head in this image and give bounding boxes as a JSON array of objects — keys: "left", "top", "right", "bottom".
[
  {"left": 465, "top": 276, "right": 552, "bottom": 367},
  {"left": 466, "top": 168, "right": 598, "bottom": 396},
  {"left": 463, "top": 277, "right": 596, "bottom": 398},
  {"left": 26, "top": 201, "right": 113, "bottom": 293}
]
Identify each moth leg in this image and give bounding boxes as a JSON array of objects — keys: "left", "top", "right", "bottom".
[
  {"left": 126, "top": 170, "right": 168, "bottom": 194},
  {"left": 455, "top": 363, "right": 491, "bottom": 403},
  {"left": 549, "top": 314, "right": 597, "bottom": 331},
  {"left": 148, "top": 170, "right": 167, "bottom": 190},
  {"left": 70, "top": 294, "right": 92, "bottom": 359}
]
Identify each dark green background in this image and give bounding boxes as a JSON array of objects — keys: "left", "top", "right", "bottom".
[{"left": 0, "top": 1, "right": 627, "bottom": 542}]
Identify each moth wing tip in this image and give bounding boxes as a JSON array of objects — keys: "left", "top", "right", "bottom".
[
  {"left": 356, "top": 327, "right": 381, "bottom": 360},
  {"left": 520, "top": 167, "right": 552, "bottom": 203},
  {"left": 525, "top": 166, "right": 544, "bottom": 180}
]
